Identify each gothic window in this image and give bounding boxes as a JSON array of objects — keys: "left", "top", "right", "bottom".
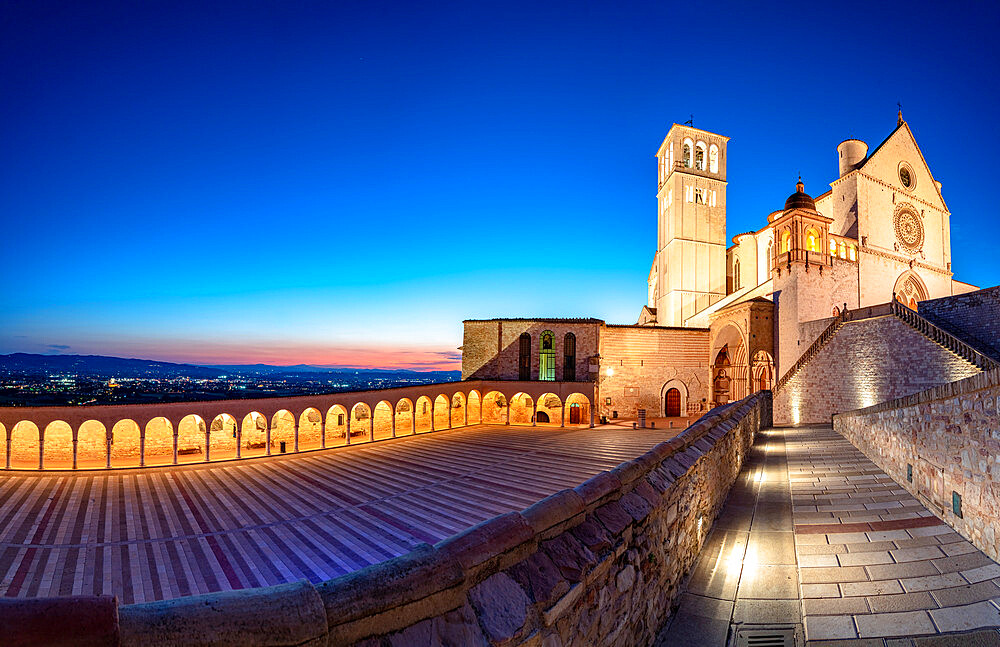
[
  {"left": 709, "top": 144, "right": 719, "bottom": 173},
  {"left": 781, "top": 230, "right": 791, "bottom": 254},
  {"left": 695, "top": 143, "right": 706, "bottom": 170},
  {"left": 694, "top": 188, "right": 705, "bottom": 204},
  {"left": 839, "top": 242, "right": 847, "bottom": 259},
  {"left": 539, "top": 331, "right": 556, "bottom": 381},
  {"left": 829, "top": 238, "right": 837, "bottom": 256},
  {"left": 733, "top": 258, "right": 741, "bottom": 290},
  {"left": 767, "top": 240, "right": 773, "bottom": 269},
  {"left": 682, "top": 143, "right": 692, "bottom": 168},
  {"left": 518, "top": 333, "right": 531, "bottom": 381},
  {"left": 563, "top": 333, "right": 576, "bottom": 381},
  {"left": 849, "top": 244, "right": 857, "bottom": 261}
]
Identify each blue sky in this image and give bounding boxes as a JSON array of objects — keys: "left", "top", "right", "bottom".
[{"left": 2, "top": 1, "right": 998, "bottom": 368}]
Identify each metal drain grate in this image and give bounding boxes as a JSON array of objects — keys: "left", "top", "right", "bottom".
[{"left": 733, "top": 626, "right": 796, "bottom": 647}]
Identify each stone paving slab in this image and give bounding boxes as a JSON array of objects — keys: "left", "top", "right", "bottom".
[{"left": 659, "top": 424, "right": 1000, "bottom": 646}]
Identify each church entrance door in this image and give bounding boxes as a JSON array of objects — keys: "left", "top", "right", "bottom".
[
  {"left": 665, "top": 388, "right": 681, "bottom": 417},
  {"left": 569, "top": 405, "right": 581, "bottom": 424}
]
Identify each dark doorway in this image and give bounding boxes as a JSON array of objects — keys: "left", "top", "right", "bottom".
[
  {"left": 518, "top": 333, "right": 531, "bottom": 380},
  {"left": 535, "top": 411, "right": 550, "bottom": 423},
  {"left": 665, "top": 388, "right": 681, "bottom": 417}
]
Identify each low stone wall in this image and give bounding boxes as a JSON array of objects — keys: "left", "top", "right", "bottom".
[
  {"left": 834, "top": 369, "right": 1000, "bottom": 563},
  {"left": 1, "top": 392, "right": 770, "bottom": 647}
]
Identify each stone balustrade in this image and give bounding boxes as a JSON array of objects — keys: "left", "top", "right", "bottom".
[
  {"left": 0, "top": 391, "right": 771, "bottom": 647},
  {"left": 834, "top": 368, "right": 1000, "bottom": 563}
]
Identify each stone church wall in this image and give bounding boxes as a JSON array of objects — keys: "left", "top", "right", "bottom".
[
  {"left": 834, "top": 369, "right": 1000, "bottom": 564},
  {"left": 462, "top": 320, "right": 601, "bottom": 382},
  {"left": 774, "top": 315, "right": 981, "bottom": 425},
  {"left": 918, "top": 286, "right": 1000, "bottom": 360},
  {"left": 598, "top": 325, "right": 710, "bottom": 419}
]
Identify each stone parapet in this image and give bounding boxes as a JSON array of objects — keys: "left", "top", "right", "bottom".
[
  {"left": 834, "top": 368, "right": 1000, "bottom": 563},
  {"left": 0, "top": 392, "right": 771, "bottom": 647}
]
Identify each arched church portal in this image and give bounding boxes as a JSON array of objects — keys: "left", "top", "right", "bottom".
[{"left": 893, "top": 271, "right": 928, "bottom": 310}]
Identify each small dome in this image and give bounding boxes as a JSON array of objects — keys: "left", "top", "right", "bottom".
[{"left": 784, "top": 177, "right": 816, "bottom": 211}]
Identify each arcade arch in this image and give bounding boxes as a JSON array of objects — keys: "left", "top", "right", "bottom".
[
  {"left": 482, "top": 391, "right": 508, "bottom": 424},
  {"left": 144, "top": 417, "right": 174, "bottom": 466},
  {"left": 210, "top": 413, "right": 238, "bottom": 461},
  {"left": 43, "top": 421, "right": 73, "bottom": 469},
  {"left": 351, "top": 403, "right": 372, "bottom": 442},
  {"left": 77, "top": 420, "right": 107, "bottom": 469},
  {"left": 394, "top": 399, "right": 414, "bottom": 437},
  {"left": 325, "top": 405, "right": 348, "bottom": 447},
  {"left": 110, "top": 419, "right": 141, "bottom": 468},
  {"left": 893, "top": 271, "right": 928, "bottom": 310},
  {"left": 660, "top": 379, "right": 689, "bottom": 418},
  {"left": 299, "top": 408, "right": 323, "bottom": 450},
  {"left": 177, "top": 415, "right": 207, "bottom": 464},
  {"left": 242, "top": 412, "right": 268, "bottom": 456},
  {"left": 373, "top": 401, "right": 393, "bottom": 440}
]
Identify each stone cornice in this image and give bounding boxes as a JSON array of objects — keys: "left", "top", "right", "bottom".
[{"left": 859, "top": 245, "right": 952, "bottom": 277}]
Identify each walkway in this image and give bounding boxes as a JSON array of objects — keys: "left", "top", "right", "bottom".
[
  {"left": 660, "top": 425, "right": 1000, "bottom": 646},
  {"left": 0, "top": 422, "right": 680, "bottom": 604}
]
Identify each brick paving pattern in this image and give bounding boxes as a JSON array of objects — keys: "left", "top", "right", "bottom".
[
  {"left": 661, "top": 425, "right": 1000, "bottom": 646},
  {"left": 0, "top": 423, "right": 680, "bottom": 604}
]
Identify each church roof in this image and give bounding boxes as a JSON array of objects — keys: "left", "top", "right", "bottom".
[{"left": 462, "top": 317, "right": 605, "bottom": 324}]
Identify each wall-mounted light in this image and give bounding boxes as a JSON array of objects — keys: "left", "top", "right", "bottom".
[{"left": 606, "top": 368, "right": 615, "bottom": 377}]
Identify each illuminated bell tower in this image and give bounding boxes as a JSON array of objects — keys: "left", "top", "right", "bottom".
[{"left": 652, "top": 124, "right": 729, "bottom": 326}]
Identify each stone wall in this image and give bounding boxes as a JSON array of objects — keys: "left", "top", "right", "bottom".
[
  {"left": 598, "top": 325, "right": 710, "bottom": 418},
  {"left": 918, "top": 286, "right": 1000, "bottom": 360},
  {"left": 462, "top": 320, "right": 602, "bottom": 382},
  {"left": 2, "top": 392, "right": 772, "bottom": 647},
  {"left": 834, "top": 369, "right": 1000, "bottom": 563},
  {"left": 774, "top": 315, "right": 980, "bottom": 425}
]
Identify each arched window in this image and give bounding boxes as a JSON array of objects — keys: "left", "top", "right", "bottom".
[
  {"left": 829, "top": 238, "right": 837, "bottom": 256},
  {"left": 539, "top": 331, "right": 556, "bottom": 381},
  {"left": 682, "top": 143, "right": 692, "bottom": 168},
  {"left": 805, "top": 227, "right": 820, "bottom": 253},
  {"left": 849, "top": 244, "right": 857, "bottom": 261},
  {"left": 766, "top": 240, "right": 773, "bottom": 270},
  {"left": 518, "top": 333, "right": 531, "bottom": 381},
  {"left": 695, "top": 143, "right": 706, "bottom": 170},
  {"left": 781, "top": 230, "right": 791, "bottom": 254},
  {"left": 733, "top": 258, "right": 741, "bottom": 290},
  {"left": 563, "top": 333, "right": 576, "bottom": 381},
  {"left": 839, "top": 242, "right": 846, "bottom": 259},
  {"left": 709, "top": 144, "right": 719, "bottom": 173}
]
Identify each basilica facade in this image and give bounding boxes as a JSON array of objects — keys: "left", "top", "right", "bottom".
[{"left": 462, "top": 114, "right": 979, "bottom": 420}]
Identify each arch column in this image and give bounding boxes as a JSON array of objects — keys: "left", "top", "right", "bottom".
[
  {"left": 38, "top": 431, "right": 44, "bottom": 469},
  {"left": 532, "top": 401, "right": 537, "bottom": 426},
  {"left": 346, "top": 416, "right": 352, "bottom": 445},
  {"left": 321, "top": 422, "right": 326, "bottom": 449},
  {"left": 560, "top": 406, "right": 565, "bottom": 428},
  {"left": 391, "top": 413, "right": 396, "bottom": 438},
  {"left": 236, "top": 427, "right": 242, "bottom": 459},
  {"left": 590, "top": 406, "right": 595, "bottom": 428},
  {"left": 448, "top": 405, "right": 452, "bottom": 430},
  {"left": 169, "top": 432, "right": 175, "bottom": 465},
  {"left": 294, "top": 423, "right": 299, "bottom": 453},
  {"left": 464, "top": 402, "right": 468, "bottom": 426},
  {"left": 5, "top": 438, "right": 10, "bottom": 470},
  {"left": 72, "top": 437, "right": 78, "bottom": 470},
  {"left": 411, "top": 411, "right": 415, "bottom": 435},
  {"left": 266, "top": 424, "right": 272, "bottom": 455},
  {"left": 205, "top": 428, "right": 211, "bottom": 462},
  {"left": 106, "top": 435, "right": 112, "bottom": 469},
  {"left": 505, "top": 401, "right": 510, "bottom": 425}
]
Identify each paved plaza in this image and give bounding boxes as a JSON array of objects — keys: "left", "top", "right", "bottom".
[
  {"left": 0, "top": 422, "right": 680, "bottom": 604},
  {"left": 660, "top": 425, "right": 1000, "bottom": 646}
]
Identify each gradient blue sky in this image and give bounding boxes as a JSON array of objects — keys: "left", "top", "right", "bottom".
[{"left": 2, "top": 1, "right": 998, "bottom": 369}]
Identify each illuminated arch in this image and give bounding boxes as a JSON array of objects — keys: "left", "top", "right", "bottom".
[
  {"left": 414, "top": 395, "right": 433, "bottom": 433},
  {"left": 467, "top": 390, "right": 482, "bottom": 425},
  {"left": 509, "top": 392, "right": 534, "bottom": 425},
  {"left": 10, "top": 421, "right": 40, "bottom": 469},
  {"left": 535, "top": 393, "right": 563, "bottom": 425},
  {"left": 271, "top": 410, "right": 296, "bottom": 453},
  {"left": 893, "top": 270, "right": 929, "bottom": 310},
  {"left": 111, "top": 419, "right": 141, "bottom": 467},
  {"left": 177, "top": 414, "right": 207, "bottom": 463},
  {"left": 373, "top": 401, "right": 393, "bottom": 440},
  {"left": 324, "top": 405, "right": 348, "bottom": 447},
  {"left": 209, "top": 413, "right": 238, "bottom": 461},
  {"left": 394, "top": 398, "right": 414, "bottom": 437},
  {"left": 43, "top": 421, "right": 73, "bottom": 469},
  {"left": 77, "top": 420, "right": 108, "bottom": 469},
  {"left": 565, "top": 393, "right": 591, "bottom": 426},
  {"left": 241, "top": 412, "right": 268, "bottom": 456},
  {"left": 482, "top": 391, "right": 508, "bottom": 424},
  {"left": 351, "top": 403, "right": 372, "bottom": 442},
  {"left": 299, "top": 407, "right": 323, "bottom": 451},
  {"left": 144, "top": 417, "right": 174, "bottom": 466}
]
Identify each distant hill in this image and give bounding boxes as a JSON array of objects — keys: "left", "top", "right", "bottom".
[
  {"left": 0, "top": 353, "right": 226, "bottom": 378},
  {"left": 0, "top": 353, "right": 460, "bottom": 380}
]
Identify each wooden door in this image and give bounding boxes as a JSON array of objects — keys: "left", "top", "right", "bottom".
[
  {"left": 569, "top": 405, "right": 581, "bottom": 424},
  {"left": 665, "top": 388, "right": 681, "bottom": 417}
]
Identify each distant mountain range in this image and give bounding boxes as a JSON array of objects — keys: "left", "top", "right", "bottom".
[{"left": 0, "top": 353, "right": 460, "bottom": 380}]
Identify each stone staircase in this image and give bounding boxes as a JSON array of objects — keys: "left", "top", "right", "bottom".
[{"left": 774, "top": 301, "right": 996, "bottom": 395}]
